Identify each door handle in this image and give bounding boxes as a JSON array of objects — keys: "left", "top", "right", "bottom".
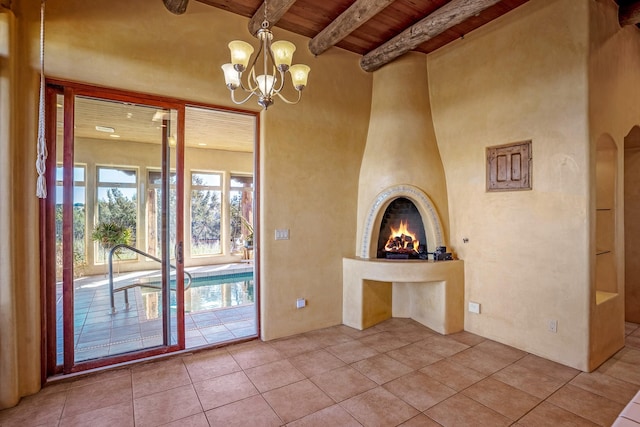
[{"left": 176, "top": 241, "right": 184, "bottom": 264}]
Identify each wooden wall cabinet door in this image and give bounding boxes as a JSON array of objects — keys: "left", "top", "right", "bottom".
[{"left": 486, "top": 141, "right": 532, "bottom": 192}]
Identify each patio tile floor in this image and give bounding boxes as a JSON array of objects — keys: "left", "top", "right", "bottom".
[{"left": 57, "top": 263, "right": 257, "bottom": 364}]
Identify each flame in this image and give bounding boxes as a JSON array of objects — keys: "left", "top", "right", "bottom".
[{"left": 384, "top": 220, "right": 419, "bottom": 253}]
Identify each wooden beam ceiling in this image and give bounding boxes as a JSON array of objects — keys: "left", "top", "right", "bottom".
[
  {"left": 361, "top": 0, "right": 502, "bottom": 72},
  {"left": 619, "top": 1, "right": 640, "bottom": 26},
  {"left": 173, "top": 0, "right": 635, "bottom": 72}
]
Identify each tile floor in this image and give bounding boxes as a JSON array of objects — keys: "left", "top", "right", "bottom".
[
  {"left": 2, "top": 319, "right": 640, "bottom": 427},
  {"left": 61, "top": 263, "right": 256, "bottom": 363}
]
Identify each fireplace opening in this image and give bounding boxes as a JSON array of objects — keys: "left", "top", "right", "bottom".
[{"left": 377, "top": 197, "right": 428, "bottom": 259}]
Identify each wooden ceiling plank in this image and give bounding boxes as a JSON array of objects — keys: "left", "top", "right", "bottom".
[
  {"left": 309, "top": 0, "right": 397, "bottom": 56},
  {"left": 360, "top": 0, "right": 502, "bottom": 72},
  {"left": 162, "top": 0, "right": 190, "bottom": 15},
  {"left": 620, "top": 1, "right": 640, "bottom": 26},
  {"left": 248, "top": 0, "right": 298, "bottom": 36}
]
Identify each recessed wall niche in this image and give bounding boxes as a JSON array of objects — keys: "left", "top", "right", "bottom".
[{"left": 486, "top": 140, "right": 532, "bottom": 191}]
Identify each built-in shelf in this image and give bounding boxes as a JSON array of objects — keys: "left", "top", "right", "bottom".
[
  {"left": 596, "top": 208, "right": 612, "bottom": 211},
  {"left": 596, "top": 249, "right": 611, "bottom": 256},
  {"left": 596, "top": 290, "right": 618, "bottom": 305}
]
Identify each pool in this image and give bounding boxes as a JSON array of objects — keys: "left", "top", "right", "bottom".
[{"left": 140, "top": 272, "right": 254, "bottom": 317}]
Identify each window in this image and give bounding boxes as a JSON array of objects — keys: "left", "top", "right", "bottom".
[
  {"left": 95, "top": 166, "right": 138, "bottom": 262},
  {"left": 191, "top": 172, "right": 222, "bottom": 256},
  {"left": 55, "top": 165, "right": 87, "bottom": 278},
  {"left": 147, "top": 170, "right": 177, "bottom": 258},
  {"left": 230, "top": 175, "right": 254, "bottom": 253}
]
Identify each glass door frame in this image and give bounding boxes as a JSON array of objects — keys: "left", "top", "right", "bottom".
[{"left": 42, "top": 81, "right": 187, "bottom": 375}]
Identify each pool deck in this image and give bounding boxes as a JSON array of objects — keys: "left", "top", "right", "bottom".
[{"left": 57, "top": 263, "right": 257, "bottom": 364}]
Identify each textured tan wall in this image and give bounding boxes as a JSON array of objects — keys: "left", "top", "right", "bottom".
[{"left": 428, "top": 0, "right": 592, "bottom": 370}]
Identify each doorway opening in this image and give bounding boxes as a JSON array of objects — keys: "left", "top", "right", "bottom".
[{"left": 42, "top": 81, "right": 259, "bottom": 376}]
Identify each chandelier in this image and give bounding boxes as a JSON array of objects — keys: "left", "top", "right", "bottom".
[{"left": 221, "top": 0, "right": 310, "bottom": 109}]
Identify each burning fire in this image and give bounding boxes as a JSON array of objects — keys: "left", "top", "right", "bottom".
[{"left": 384, "top": 220, "right": 420, "bottom": 253}]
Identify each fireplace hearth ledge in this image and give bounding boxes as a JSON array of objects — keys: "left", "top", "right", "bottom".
[{"left": 343, "top": 257, "right": 464, "bottom": 335}]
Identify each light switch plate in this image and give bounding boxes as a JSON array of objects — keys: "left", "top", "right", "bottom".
[{"left": 275, "top": 229, "right": 290, "bottom": 240}]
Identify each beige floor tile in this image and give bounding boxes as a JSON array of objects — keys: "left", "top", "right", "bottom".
[
  {"left": 286, "top": 404, "right": 361, "bottom": 427},
  {"left": 262, "top": 379, "right": 334, "bottom": 424},
  {"left": 517, "top": 401, "right": 599, "bottom": 426},
  {"left": 383, "top": 371, "right": 456, "bottom": 411},
  {"left": 417, "top": 335, "right": 469, "bottom": 358},
  {"left": 626, "top": 335, "right": 640, "bottom": 350},
  {"left": 0, "top": 389, "right": 67, "bottom": 427},
  {"left": 598, "top": 357, "right": 640, "bottom": 386},
  {"left": 62, "top": 373, "right": 132, "bottom": 418},
  {"left": 131, "top": 357, "right": 191, "bottom": 399},
  {"left": 547, "top": 383, "right": 625, "bottom": 426},
  {"left": 310, "top": 365, "right": 377, "bottom": 402},
  {"left": 182, "top": 348, "right": 241, "bottom": 382},
  {"left": 245, "top": 359, "right": 306, "bottom": 392},
  {"left": 371, "top": 317, "right": 414, "bottom": 331},
  {"left": 625, "top": 322, "right": 639, "bottom": 336},
  {"left": 59, "top": 401, "right": 133, "bottom": 427},
  {"left": 227, "top": 341, "right": 283, "bottom": 369},
  {"left": 491, "top": 363, "right": 566, "bottom": 399},
  {"left": 341, "top": 387, "right": 419, "bottom": 426},
  {"left": 462, "top": 377, "right": 540, "bottom": 420},
  {"left": 392, "top": 325, "right": 438, "bottom": 344},
  {"left": 449, "top": 330, "right": 486, "bottom": 346},
  {"left": 613, "top": 347, "right": 640, "bottom": 364},
  {"left": 398, "top": 413, "right": 443, "bottom": 426},
  {"left": 68, "top": 367, "right": 132, "bottom": 389},
  {"left": 269, "top": 335, "right": 322, "bottom": 358},
  {"left": 205, "top": 395, "right": 282, "bottom": 427},
  {"left": 425, "top": 394, "right": 512, "bottom": 427},
  {"left": 352, "top": 353, "right": 413, "bottom": 385},
  {"left": 386, "top": 341, "right": 443, "bottom": 369},
  {"left": 570, "top": 371, "right": 639, "bottom": 405},
  {"left": 358, "top": 331, "right": 411, "bottom": 353},
  {"left": 302, "top": 326, "right": 354, "bottom": 347},
  {"left": 161, "top": 412, "right": 210, "bottom": 427},
  {"left": 334, "top": 324, "right": 382, "bottom": 339},
  {"left": 449, "top": 347, "right": 514, "bottom": 375},
  {"left": 288, "top": 349, "right": 345, "bottom": 377},
  {"left": 325, "top": 339, "right": 379, "bottom": 364},
  {"left": 475, "top": 339, "right": 528, "bottom": 363},
  {"left": 193, "top": 371, "right": 258, "bottom": 410},
  {"left": 516, "top": 354, "right": 580, "bottom": 382},
  {"left": 420, "top": 359, "right": 486, "bottom": 391},
  {"left": 133, "top": 384, "right": 202, "bottom": 427}
]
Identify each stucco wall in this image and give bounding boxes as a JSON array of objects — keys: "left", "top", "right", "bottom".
[
  {"left": 28, "top": 0, "right": 372, "bottom": 342},
  {"left": 428, "top": 0, "right": 592, "bottom": 369}
]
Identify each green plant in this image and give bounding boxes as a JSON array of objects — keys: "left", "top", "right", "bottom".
[
  {"left": 91, "top": 221, "right": 132, "bottom": 262},
  {"left": 240, "top": 216, "right": 254, "bottom": 246}
]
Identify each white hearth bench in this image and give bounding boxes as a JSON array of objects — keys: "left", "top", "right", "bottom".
[{"left": 343, "top": 258, "right": 464, "bottom": 334}]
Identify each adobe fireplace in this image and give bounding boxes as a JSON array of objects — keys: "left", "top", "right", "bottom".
[{"left": 342, "top": 53, "right": 464, "bottom": 334}]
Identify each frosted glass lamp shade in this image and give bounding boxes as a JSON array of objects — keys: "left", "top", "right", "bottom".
[
  {"left": 228, "top": 41, "right": 254, "bottom": 71},
  {"left": 289, "top": 64, "right": 310, "bottom": 90},
  {"left": 256, "top": 74, "right": 275, "bottom": 96},
  {"left": 270, "top": 40, "right": 296, "bottom": 71},
  {"left": 221, "top": 63, "right": 240, "bottom": 90}
]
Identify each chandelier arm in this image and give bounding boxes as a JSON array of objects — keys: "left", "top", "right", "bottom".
[
  {"left": 274, "top": 90, "right": 302, "bottom": 105},
  {"left": 230, "top": 89, "right": 257, "bottom": 105}
]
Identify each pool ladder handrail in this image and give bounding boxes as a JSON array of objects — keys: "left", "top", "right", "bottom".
[{"left": 108, "top": 243, "right": 192, "bottom": 313}]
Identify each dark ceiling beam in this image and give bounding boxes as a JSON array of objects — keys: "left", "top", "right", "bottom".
[
  {"left": 162, "top": 0, "right": 189, "bottom": 15},
  {"left": 360, "top": 0, "right": 502, "bottom": 72},
  {"left": 309, "top": 0, "right": 397, "bottom": 56},
  {"left": 248, "top": 0, "right": 297, "bottom": 36},
  {"left": 619, "top": 1, "right": 640, "bottom": 26}
]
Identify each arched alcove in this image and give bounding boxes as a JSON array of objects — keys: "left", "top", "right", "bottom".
[
  {"left": 595, "top": 135, "right": 618, "bottom": 299},
  {"left": 624, "top": 126, "right": 640, "bottom": 322}
]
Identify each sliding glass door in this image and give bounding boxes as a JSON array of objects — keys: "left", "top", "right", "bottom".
[{"left": 43, "top": 82, "right": 259, "bottom": 377}]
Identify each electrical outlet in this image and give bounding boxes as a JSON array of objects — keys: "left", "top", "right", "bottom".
[
  {"left": 548, "top": 319, "right": 558, "bottom": 333},
  {"left": 296, "top": 298, "right": 306, "bottom": 309},
  {"left": 468, "top": 301, "right": 481, "bottom": 314}
]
